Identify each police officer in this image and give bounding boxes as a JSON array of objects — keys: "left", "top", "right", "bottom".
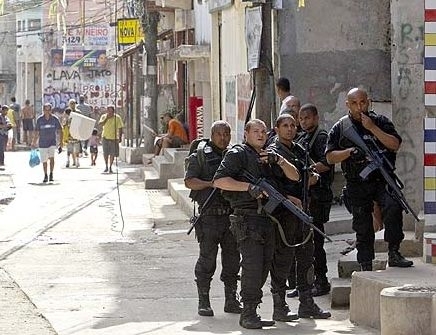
[
  {"left": 298, "top": 103, "right": 334, "bottom": 296},
  {"left": 268, "top": 114, "right": 331, "bottom": 320},
  {"left": 213, "top": 119, "right": 300, "bottom": 329},
  {"left": 184, "top": 121, "right": 241, "bottom": 317},
  {"left": 325, "top": 87, "right": 413, "bottom": 271}
]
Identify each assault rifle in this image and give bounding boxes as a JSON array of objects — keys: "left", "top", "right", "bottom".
[
  {"left": 341, "top": 117, "right": 420, "bottom": 222},
  {"left": 242, "top": 171, "right": 332, "bottom": 242},
  {"left": 186, "top": 188, "right": 218, "bottom": 235}
]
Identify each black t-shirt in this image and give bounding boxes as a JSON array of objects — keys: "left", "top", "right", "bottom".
[
  {"left": 185, "top": 140, "right": 229, "bottom": 207},
  {"left": 325, "top": 112, "right": 402, "bottom": 181}
]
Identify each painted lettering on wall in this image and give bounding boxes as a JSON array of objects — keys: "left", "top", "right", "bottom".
[{"left": 395, "top": 21, "right": 424, "bottom": 209}]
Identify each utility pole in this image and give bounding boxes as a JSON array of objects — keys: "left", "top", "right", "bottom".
[
  {"left": 254, "top": 2, "right": 274, "bottom": 128},
  {"left": 139, "top": 2, "right": 159, "bottom": 152}
]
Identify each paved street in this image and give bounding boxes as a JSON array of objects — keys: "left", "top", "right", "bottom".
[{"left": 0, "top": 150, "right": 379, "bottom": 335}]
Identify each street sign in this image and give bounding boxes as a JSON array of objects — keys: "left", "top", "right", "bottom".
[{"left": 117, "top": 18, "right": 144, "bottom": 45}]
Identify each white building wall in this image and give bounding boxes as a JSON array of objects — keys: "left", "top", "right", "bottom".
[
  {"left": 194, "top": 2, "right": 212, "bottom": 44},
  {"left": 220, "top": 2, "right": 250, "bottom": 143}
]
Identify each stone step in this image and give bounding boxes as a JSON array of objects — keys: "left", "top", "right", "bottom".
[
  {"left": 337, "top": 249, "right": 387, "bottom": 278},
  {"left": 143, "top": 167, "right": 167, "bottom": 189},
  {"left": 168, "top": 178, "right": 193, "bottom": 217},
  {"left": 330, "top": 277, "right": 351, "bottom": 308}
]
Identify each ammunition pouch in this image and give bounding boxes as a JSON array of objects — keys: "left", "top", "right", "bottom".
[
  {"left": 201, "top": 207, "right": 232, "bottom": 216},
  {"left": 229, "top": 214, "right": 247, "bottom": 242}
]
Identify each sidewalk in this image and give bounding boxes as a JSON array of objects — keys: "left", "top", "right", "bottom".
[{"left": 0, "top": 150, "right": 381, "bottom": 335}]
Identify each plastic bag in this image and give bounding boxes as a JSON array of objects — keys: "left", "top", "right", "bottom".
[{"left": 29, "top": 149, "right": 40, "bottom": 168}]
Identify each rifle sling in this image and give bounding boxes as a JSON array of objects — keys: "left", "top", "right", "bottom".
[{"left": 266, "top": 213, "right": 313, "bottom": 248}]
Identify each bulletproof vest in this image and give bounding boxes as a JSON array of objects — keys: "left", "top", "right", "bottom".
[
  {"left": 221, "top": 143, "right": 272, "bottom": 209},
  {"left": 338, "top": 113, "right": 395, "bottom": 181},
  {"left": 189, "top": 140, "right": 228, "bottom": 207},
  {"left": 268, "top": 139, "right": 304, "bottom": 199}
]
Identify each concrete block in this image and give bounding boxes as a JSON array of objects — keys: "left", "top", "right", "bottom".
[
  {"left": 123, "top": 146, "right": 147, "bottom": 164},
  {"left": 349, "top": 272, "right": 393, "bottom": 329},
  {"left": 338, "top": 249, "right": 386, "bottom": 278},
  {"left": 330, "top": 277, "right": 351, "bottom": 308},
  {"left": 119, "top": 145, "right": 127, "bottom": 161},
  {"left": 380, "top": 286, "right": 436, "bottom": 335},
  {"left": 349, "top": 260, "right": 436, "bottom": 330},
  {"left": 423, "top": 233, "right": 436, "bottom": 264},
  {"left": 143, "top": 168, "right": 167, "bottom": 189}
]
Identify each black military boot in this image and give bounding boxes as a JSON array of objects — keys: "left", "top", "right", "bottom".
[
  {"left": 224, "top": 287, "right": 242, "bottom": 314},
  {"left": 298, "top": 289, "right": 331, "bottom": 319},
  {"left": 197, "top": 286, "right": 214, "bottom": 317},
  {"left": 239, "top": 303, "right": 275, "bottom": 329},
  {"left": 360, "top": 261, "right": 373, "bottom": 271},
  {"left": 272, "top": 292, "right": 298, "bottom": 322},
  {"left": 311, "top": 276, "right": 331, "bottom": 297},
  {"left": 388, "top": 245, "right": 413, "bottom": 268}
]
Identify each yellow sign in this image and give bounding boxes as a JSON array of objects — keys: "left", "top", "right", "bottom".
[{"left": 117, "top": 18, "right": 144, "bottom": 45}]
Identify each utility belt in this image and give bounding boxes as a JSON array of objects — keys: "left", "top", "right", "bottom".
[
  {"left": 233, "top": 208, "right": 267, "bottom": 216},
  {"left": 200, "top": 207, "right": 232, "bottom": 216}
]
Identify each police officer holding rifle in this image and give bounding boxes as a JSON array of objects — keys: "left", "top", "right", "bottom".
[{"left": 325, "top": 87, "right": 414, "bottom": 271}]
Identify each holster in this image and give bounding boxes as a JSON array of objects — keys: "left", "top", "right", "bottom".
[{"left": 229, "top": 214, "right": 247, "bottom": 242}]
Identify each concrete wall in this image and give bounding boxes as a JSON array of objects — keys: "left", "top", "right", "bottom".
[
  {"left": 276, "top": 0, "right": 424, "bottom": 220},
  {"left": 277, "top": 0, "right": 391, "bottom": 131},
  {"left": 391, "top": 0, "right": 424, "bottom": 227}
]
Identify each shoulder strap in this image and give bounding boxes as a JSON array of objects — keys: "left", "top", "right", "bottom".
[
  {"left": 308, "top": 127, "right": 322, "bottom": 150},
  {"left": 196, "top": 139, "right": 208, "bottom": 168}
]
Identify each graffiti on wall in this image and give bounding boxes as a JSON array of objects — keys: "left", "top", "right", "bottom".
[
  {"left": 44, "top": 69, "right": 124, "bottom": 113},
  {"left": 394, "top": 22, "right": 424, "bottom": 205}
]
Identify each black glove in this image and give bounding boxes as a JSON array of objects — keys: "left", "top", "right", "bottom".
[
  {"left": 248, "top": 184, "right": 263, "bottom": 199},
  {"left": 350, "top": 147, "right": 366, "bottom": 161},
  {"left": 261, "top": 150, "right": 282, "bottom": 164}
]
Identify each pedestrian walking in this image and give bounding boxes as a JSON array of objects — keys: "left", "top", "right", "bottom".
[
  {"left": 325, "top": 87, "right": 413, "bottom": 270},
  {"left": 77, "top": 95, "right": 93, "bottom": 156},
  {"left": 184, "top": 121, "right": 241, "bottom": 317},
  {"left": 268, "top": 114, "right": 331, "bottom": 321},
  {"left": 98, "top": 105, "right": 124, "bottom": 173},
  {"left": 10, "top": 97, "right": 21, "bottom": 145},
  {"left": 213, "top": 119, "right": 300, "bottom": 329},
  {"left": 32, "top": 103, "right": 63, "bottom": 183},
  {"left": 88, "top": 128, "right": 100, "bottom": 166},
  {"left": 20, "top": 99, "right": 35, "bottom": 147},
  {"left": 0, "top": 105, "right": 12, "bottom": 168},
  {"left": 64, "top": 108, "right": 81, "bottom": 168}
]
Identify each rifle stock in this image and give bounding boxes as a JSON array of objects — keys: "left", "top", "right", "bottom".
[{"left": 342, "top": 120, "right": 420, "bottom": 222}]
